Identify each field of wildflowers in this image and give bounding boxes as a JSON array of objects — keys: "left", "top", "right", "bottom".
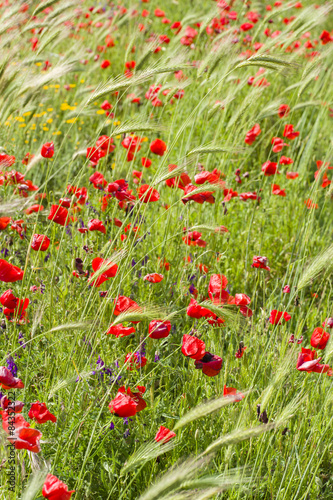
[{"left": 0, "top": 0, "right": 333, "bottom": 498}]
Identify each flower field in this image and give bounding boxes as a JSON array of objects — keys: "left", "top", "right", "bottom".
[{"left": 0, "top": 0, "right": 333, "bottom": 498}]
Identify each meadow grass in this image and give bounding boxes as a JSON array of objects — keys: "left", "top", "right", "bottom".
[{"left": 0, "top": 0, "right": 333, "bottom": 499}]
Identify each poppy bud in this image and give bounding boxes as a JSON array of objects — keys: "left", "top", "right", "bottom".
[{"left": 323, "top": 318, "right": 333, "bottom": 329}]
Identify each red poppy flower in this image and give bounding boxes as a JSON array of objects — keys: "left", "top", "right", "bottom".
[
  {"left": 280, "top": 156, "right": 293, "bottom": 165},
  {"left": 304, "top": 199, "right": 318, "bottom": 209},
  {"left": 181, "top": 334, "right": 206, "bottom": 360},
  {"left": 269, "top": 309, "right": 291, "bottom": 325},
  {"left": 194, "top": 171, "right": 220, "bottom": 185},
  {"left": 0, "top": 290, "right": 18, "bottom": 309},
  {"left": 182, "top": 230, "right": 206, "bottom": 247},
  {"left": 2, "top": 410, "right": 42, "bottom": 453},
  {"left": 239, "top": 192, "right": 258, "bottom": 201},
  {"left": 143, "top": 273, "right": 164, "bottom": 283},
  {"left": 28, "top": 401, "right": 57, "bottom": 424},
  {"left": 155, "top": 426, "right": 176, "bottom": 443},
  {"left": 89, "top": 257, "right": 118, "bottom": 287},
  {"left": 286, "top": 171, "right": 299, "bottom": 179},
  {"left": 107, "top": 324, "right": 135, "bottom": 337},
  {"left": 0, "top": 217, "right": 11, "bottom": 230},
  {"left": 3, "top": 297, "right": 29, "bottom": 322},
  {"left": 96, "top": 135, "right": 115, "bottom": 152},
  {"left": 283, "top": 124, "right": 299, "bottom": 140},
  {"left": 319, "top": 30, "right": 332, "bottom": 45},
  {"left": 86, "top": 147, "right": 107, "bottom": 165},
  {"left": 31, "top": 234, "right": 50, "bottom": 252},
  {"left": 244, "top": 123, "right": 261, "bottom": 145},
  {"left": 0, "top": 395, "right": 24, "bottom": 413},
  {"left": 262, "top": 161, "right": 280, "bottom": 176},
  {"left": 42, "top": 474, "right": 74, "bottom": 500},
  {"left": 223, "top": 385, "right": 245, "bottom": 401},
  {"left": 0, "top": 366, "right": 24, "bottom": 390},
  {"left": 239, "top": 305, "right": 253, "bottom": 317},
  {"left": 235, "top": 345, "right": 247, "bottom": 358},
  {"left": 122, "top": 136, "right": 142, "bottom": 159},
  {"left": 125, "top": 352, "right": 147, "bottom": 370},
  {"left": 251, "top": 256, "right": 270, "bottom": 271},
  {"left": 186, "top": 298, "right": 211, "bottom": 319},
  {"left": 320, "top": 173, "right": 331, "bottom": 189},
  {"left": 141, "top": 157, "right": 152, "bottom": 168},
  {"left": 41, "top": 142, "right": 54, "bottom": 158},
  {"left": 109, "top": 386, "right": 146, "bottom": 417},
  {"left": 234, "top": 293, "right": 251, "bottom": 306},
  {"left": 240, "top": 22, "right": 253, "bottom": 31},
  {"left": 114, "top": 296, "right": 140, "bottom": 316},
  {"left": 149, "top": 320, "right": 171, "bottom": 339},
  {"left": 11, "top": 219, "right": 25, "bottom": 239},
  {"left": 195, "top": 352, "right": 223, "bottom": 377},
  {"left": 101, "top": 100, "right": 112, "bottom": 111},
  {"left": 150, "top": 139, "right": 167, "bottom": 156},
  {"left": 88, "top": 219, "right": 106, "bottom": 234},
  {"left": 105, "top": 34, "right": 115, "bottom": 47},
  {"left": 223, "top": 188, "right": 238, "bottom": 202},
  {"left": 165, "top": 165, "right": 191, "bottom": 190},
  {"left": 25, "top": 204, "right": 44, "bottom": 215},
  {"left": 0, "top": 259, "right": 24, "bottom": 283},
  {"left": 154, "top": 8, "right": 165, "bottom": 17},
  {"left": 90, "top": 171, "right": 107, "bottom": 189},
  {"left": 215, "top": 226, "right": 229, "bottom": 234},
  {"left": 271, "top": 137, "right": 288, "bottom": 153},
  {"left": 0, "top": 154, "right": 16, "bottom": 167},
  {"left": 197, "top": 263, "right": 208, "bottom": 273},
  {"left": 48, "top": 205, "right": 68, "bottom": 226},
  {"left": 272, "top": 184, "right": 286, "bottom": 196},
  {"left": 138, "top": 184, "right": 160, "bottom": 202},
  {"left": 278, "top": 104, "right": 290, "bottom": 118},
  {"left": 296, "top": 347, "right": 331, "bottom": 375},
  {"left": 182, "top": 184, "right": 215, "bottom": 205},
  {"left": 310, "top": 327, "right": 330, "bottom": 350},
  {"left": 101, "top": 59, "right": 111, "bottom": 69},
  {"left": 59, "top": 198, "right": 72, "bottom": 208},
  {"left": 208, "top": 274, "right": 228, "bottom": 303},
  {"left": 283, "top": 285, "right": 291, "bottom": 293}
]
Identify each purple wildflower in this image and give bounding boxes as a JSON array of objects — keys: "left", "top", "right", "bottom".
[{"left": 6, "top": 356, "right": 18, "bottom": 377}]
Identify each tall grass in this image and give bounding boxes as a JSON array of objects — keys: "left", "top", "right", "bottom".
[{"left": 0, "top": 0, "right": 333, "bottom": 499}]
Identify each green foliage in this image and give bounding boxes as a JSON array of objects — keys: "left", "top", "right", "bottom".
[{"left": 0, "top": 0, "right": 333, "bottom": 499}]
